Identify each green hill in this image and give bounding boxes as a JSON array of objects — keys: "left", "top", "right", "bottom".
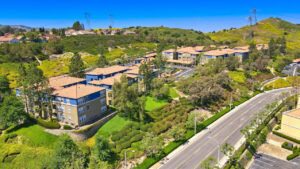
[
  {"left": 207, "top": 17, "right": 300, "bottom": 51},
  {"left": 127, "top": 26, "right": 213, "bottom": 45}
]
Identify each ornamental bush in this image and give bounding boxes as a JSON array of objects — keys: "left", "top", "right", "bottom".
[{"left": 37, "top": 118, "right": 60, "bottom": 129}]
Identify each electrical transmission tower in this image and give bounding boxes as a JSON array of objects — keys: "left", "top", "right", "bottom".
[
  {"left": 248, "top": 15, "right": 253, "bottom": 26},
  {"left": 84, "top": 12, "right": 91, "bottom": 30},
  {"left": 109, "top": 14, "right": 114, "bottom": 28},
  {"left": 253, "top": 8, "right": 257, "bottom": 24}
]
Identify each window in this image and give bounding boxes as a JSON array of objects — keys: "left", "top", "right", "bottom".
[
  {"left": 78, "top": 98, "right": 84, "bottom": 105},
  {"left": 100, "top": 90, "right": 106, "bottom": 96},
  {"left": 68, "top": 116, "right": 72, "bottom": 121},
  {"left": 66, "top": 98, "right": 70, "bottom": 104},
  {"left": 57, "top": 105, "right": 65, "bottom": 112},
  {"left": 78, "top": 107, "right": 85, "bottom": 115},
  {"left": 57, "top": 97, "right": 64, "bottom": 102},
  {"left": 101, "top": 106, "right": 107, "bottom": 113},
  {"left": 67, "top": 107, "right": 71, "bottom": 113},
  {"left": 86, "top": 105, "right": 90, "bottom": 111},
  {"left": 79, "top": 115, "right": 87, "bottom": 123},
  {"left": 100, "top": 98, "right": 106, "bottom": 104}
]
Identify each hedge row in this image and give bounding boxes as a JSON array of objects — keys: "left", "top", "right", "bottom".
[
  {"left": 281, "top": 142, "right": 293, "bottom": 151},
  {"left": 135, "top": 92, "right": 262, "bottom": 169},
  {"left": 287, "top": 152, "right": 300, "bottom": 160},
  {"left": 273, "top": 131, "right": 300, "bottom": 144},
  {"left": 63, "top": 125, "right": 72, "bottom": 130},
  {"left": 37, "top": 118, "right": 61, "bottom": 129}
]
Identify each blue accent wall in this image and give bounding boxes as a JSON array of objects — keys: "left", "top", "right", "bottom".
[
  {"left": 86, "top": 74, "right": 101, "bottom": 82},
  {"left": 89, "top": 91, "right": 101, "bottom": 100},
  {"left": 70, "top": 99, "right": 77, "bottom": 105}
]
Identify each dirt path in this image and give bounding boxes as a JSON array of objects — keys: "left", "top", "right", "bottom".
[{"left": 173, "top": 87, "right": 187, "bottom": 98}]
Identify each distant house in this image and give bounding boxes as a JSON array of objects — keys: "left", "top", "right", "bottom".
[
  {"left": 123, "top": 31, "right": 136, "bottom": 35},
  {"left": 293, "top": 58, "right": 300, "bottom": 64},
  {"left": 65, "top": 29, "right": 96, "bottom": 36},
  {"left": 233, "top": 46, "right": 250, "bottom": 62},
  {"left": 162, "top": 46, "right": 204, "bottom": 66},
  {"left": 85, "top": 65, "right": 129, "bottom": 82},
  {"left": 203, "top": 50, "right": 227, "bottom": 60},
  {"left": 218, "top": 45, "right": 229, "bottom": 49},
  {"left": 0, "top": 34, "right": 20, "bottom": 44}
]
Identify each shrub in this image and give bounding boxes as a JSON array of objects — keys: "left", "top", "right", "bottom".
[
  {"left": 287, "top": 152, "right": 300, "bottom": 160},
  {"left": 282, "top": 142, "right": 293, "bottom": 151},
  {"left": 246, "top": 150, "right": 253, "bottom": 160},
  {"left": 273, "top": 131, "right": 300, "bottom": 144},
  {"left": 111, "top": 133, "right": 122, "bottom": 142},
  {"left": 3, "top": 133, "right": 18, "bottom": 143},
  {"left": 274, "top": 125, "right": 281, "bottom": 130},
  {"left": 37, "top": 118, "right": 60, "bottom": 129},
  {"left": 63, "top": 125, "right": 72, "bottom": 130}
]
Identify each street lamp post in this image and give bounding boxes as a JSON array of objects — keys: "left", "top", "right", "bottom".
[
  {"left": 208, "top": 129, "right": 220, "bottom": 164},
  {"left": 194, "top": 110, "right": 197, "bottom": 135},
  {"left": 124, "top": 150, "right": 135, "bottom": 169}
]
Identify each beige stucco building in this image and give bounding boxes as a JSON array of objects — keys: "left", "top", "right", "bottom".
[{"left": 281, "top": 108, "right": 300, "bottom": 140}]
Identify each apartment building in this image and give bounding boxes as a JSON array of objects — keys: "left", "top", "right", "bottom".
[
  {"left": 88, "top": 73, "right": 138, "bottom": 105},
  {"left": 281, "top": 108, "right": 300, "bottom": 140},
  {"left": 52, "top": 84, "right": 107, "bottom": 126},
  {"left": 85, "top": 65, "right": 129, "bottom": 82},
  {"left": 162, "top": 46, "right": 204, "bottom": 65},
  {"left": 16, "top": 76, "right": 107, "bottom": 127}
]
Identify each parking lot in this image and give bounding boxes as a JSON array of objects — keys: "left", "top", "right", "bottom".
[{"left": 248, "top": 153, "right": 299, "bottom": 169}]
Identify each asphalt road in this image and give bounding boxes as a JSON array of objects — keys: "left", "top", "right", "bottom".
[
  {"left": 158, "top": 88, "right": 291, "bottom": 169},
  {"left": 249, "top": 153, "right": 298, "bottom": 169}
]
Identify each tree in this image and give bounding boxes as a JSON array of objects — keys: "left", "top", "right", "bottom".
[
  {"left": 199, "top": 157, "right": 219, "bottom": 169},
  {"left": 72, "top": 21, "right": 84, "bottom": 30},
  {"left": 142, "top": 135, "right": 164, "bottom": 157},
  {"left": 221, "top": 142, "right": 234, "bottom": 161},
  {"left": 0, "top": 75, "right": 11, "bottom": 102},
  {"left": 25, "top": 63, "right": 48, "bottom": 117},
  {"left": 112, "top": 76, "right": 145, "bottom": 121},
  {"left": 168, "top": 125, "right": 185, "bottom": 141},
  {"left": 51, "top": 134, "right": 86, "bottom": 169},
  {"left": 139, "top": 61, "right": 153, "bottom": 91},
  {"left": 153, "top": 53, "right": 166, "bottom": 77},
  {"left": 69, "top": 53, "right": 85, "bottom": 78},
  {"left": 0, "top": 96, "right": 27, "bottom": 129},
  {"left": 97, "top": 55, "right": 108, "bottom": 68},
  {"left": 93, "top": 135, "right": 114, "bottom": 162},
  {"left": 225, "top": 55, "right": 240, "bottom": 71}
]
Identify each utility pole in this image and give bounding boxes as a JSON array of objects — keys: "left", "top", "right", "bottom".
[
  {"left": 194, "top": 110, "right": 197, "bottom": 135},
  {"left": 124, "top": 150, "right": 135, "bottom": 169},
  {"left": 229, "top": 93, "right": 233, "bottom": 110}
]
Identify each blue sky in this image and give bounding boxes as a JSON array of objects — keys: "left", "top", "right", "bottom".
[{"left": 1, "top": 0, "right": 300, "bottom": 32}]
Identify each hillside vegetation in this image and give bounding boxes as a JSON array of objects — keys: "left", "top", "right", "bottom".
[{"left": 208, "top": 17, "right": 300, "bottom": 51}]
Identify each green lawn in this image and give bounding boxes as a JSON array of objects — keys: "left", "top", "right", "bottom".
[
  {"left": 169, "top": 87, "right": 180, "bottom": 99},
  {"left": 144, "top": 96, "right": 168, "bottom": 112},
  {"left": 11, "top": 124, "right": 58, "bottom": 148},
  {"left": 96, "top": 115, "right": 131, "bottom": 138}
]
